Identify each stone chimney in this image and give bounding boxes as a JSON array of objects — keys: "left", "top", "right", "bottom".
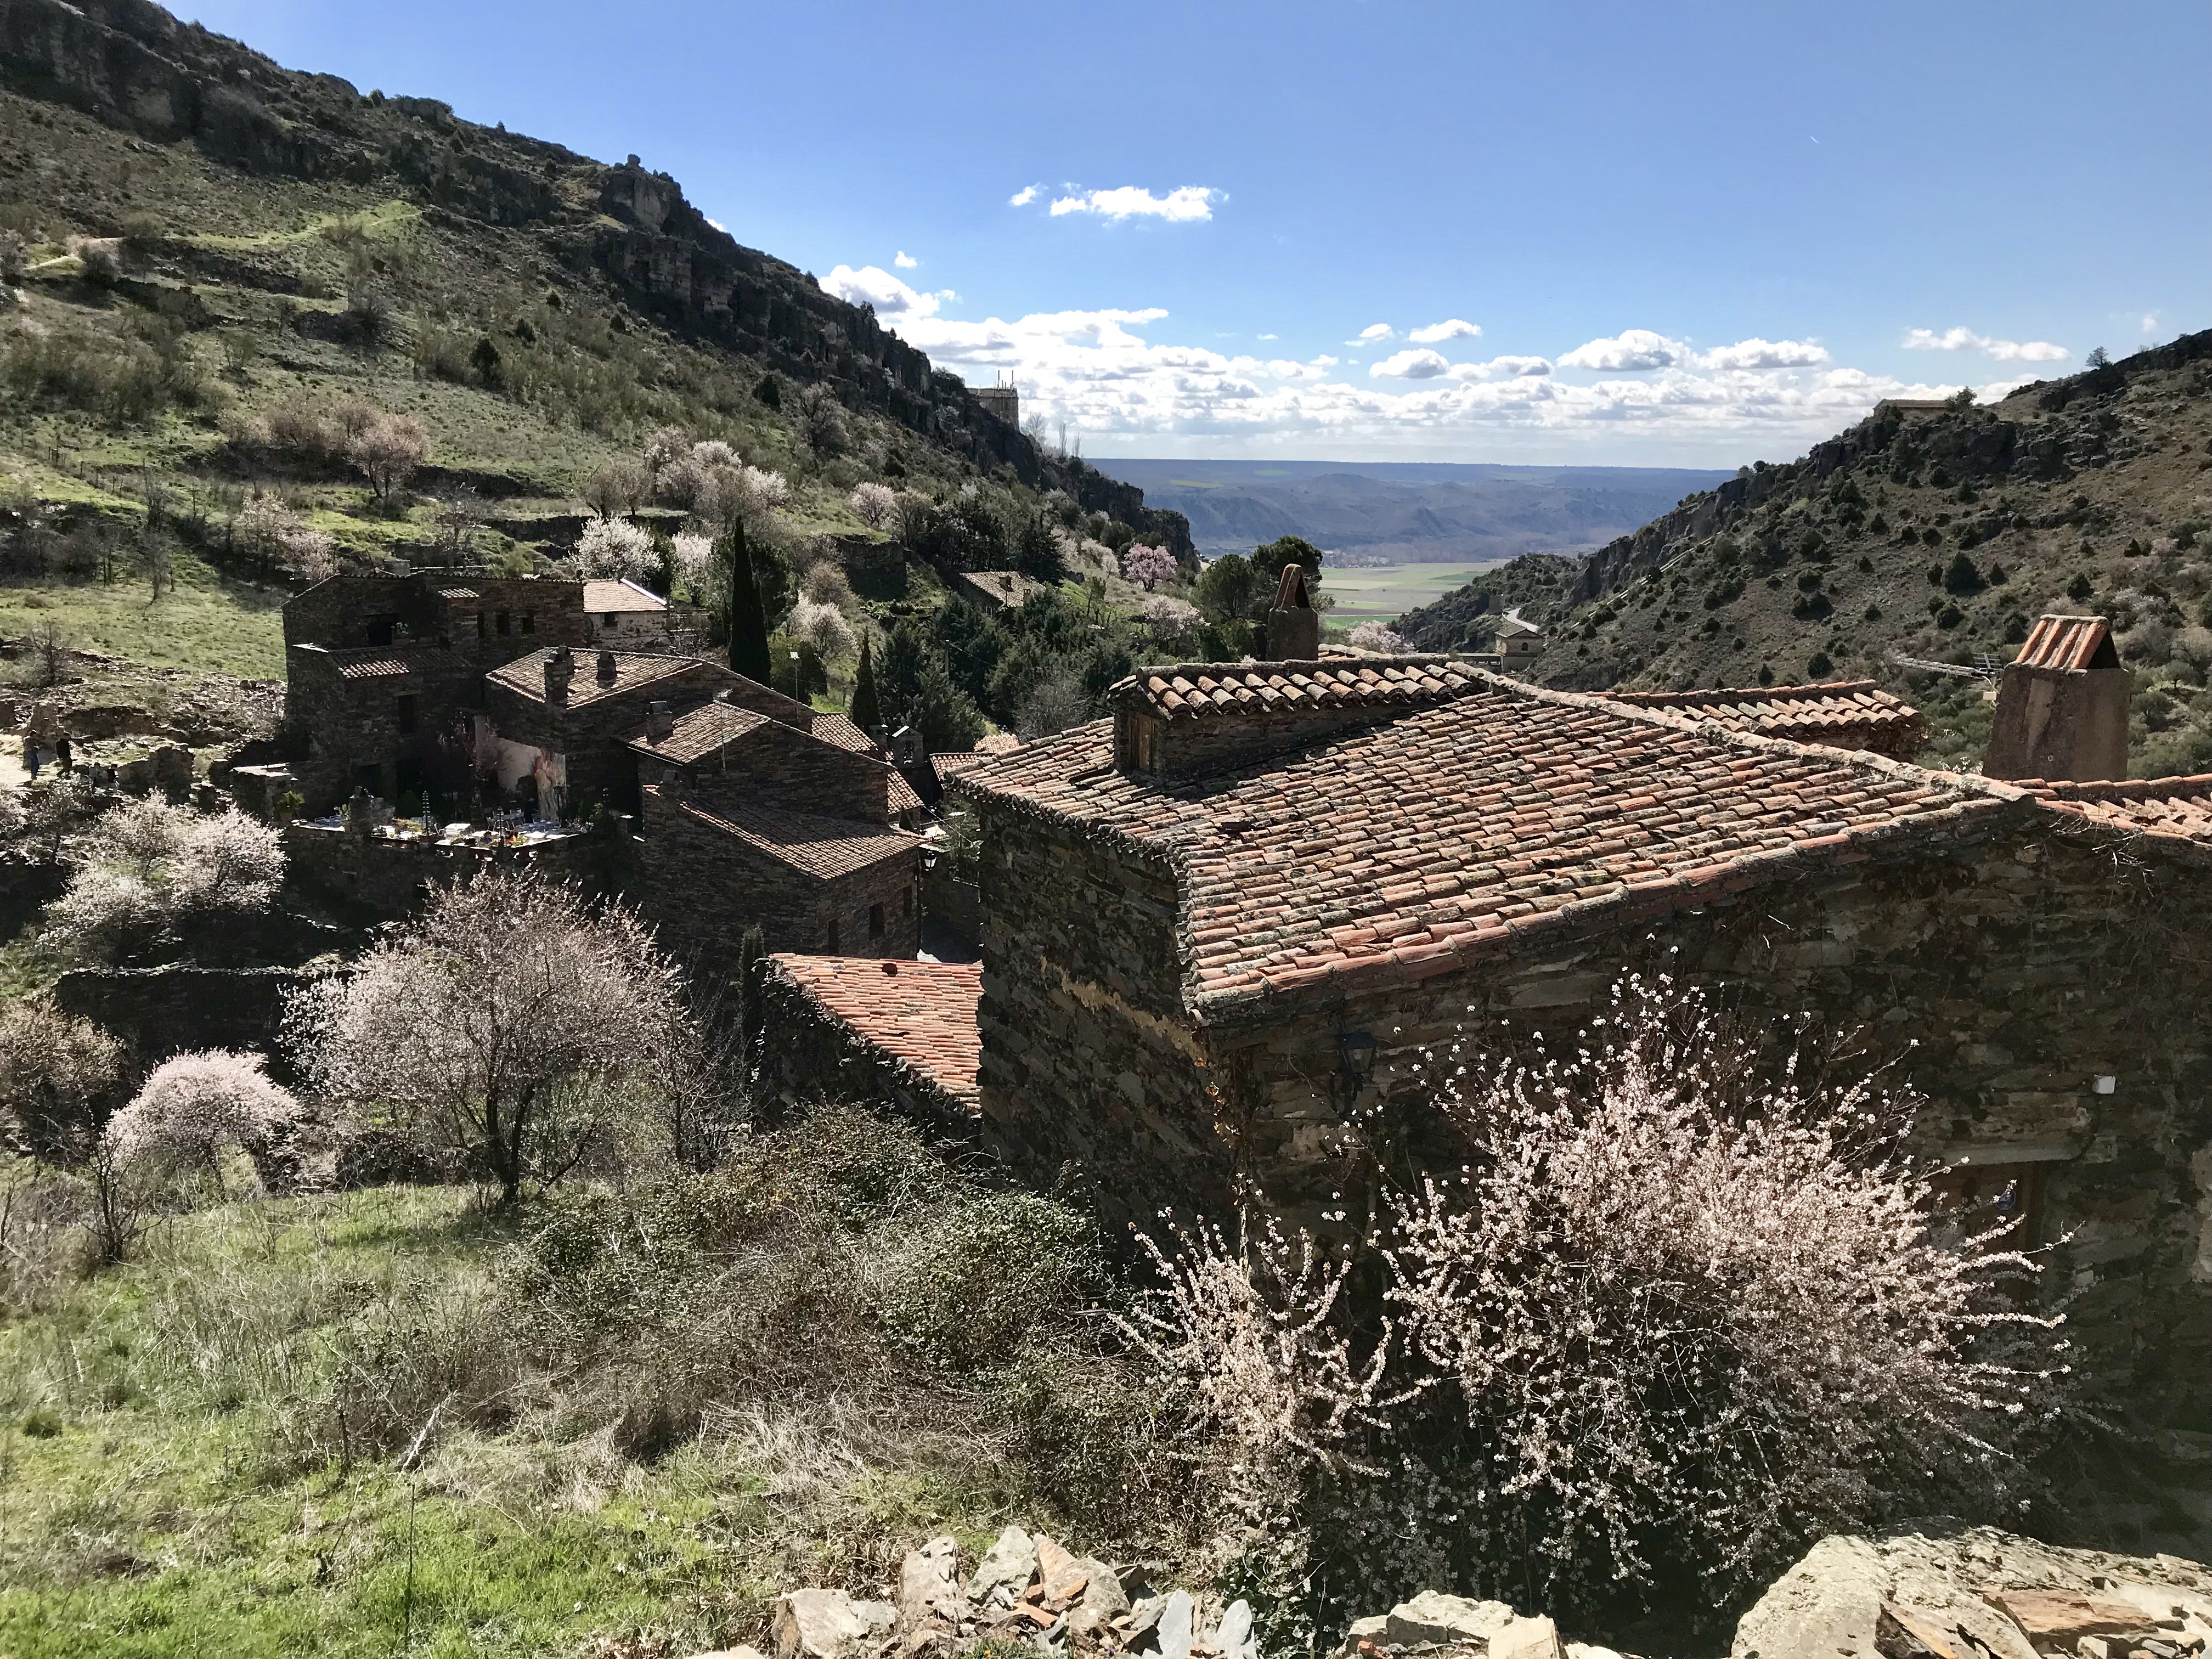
[
  {"left": 595, "top": 648, "right": 618, "bottom": 685},
  {"left": 1983, "top": 614, "right": 2130, "bottom": 782},
  {"left": 646, "top": 699, "right": 672, "bottom": 742},
  {"left": 543, "top": 646, "right": 575, "bottom": 703},
  {"left": 1266, "top": 564, "right": 1321, "bottom": 661}
]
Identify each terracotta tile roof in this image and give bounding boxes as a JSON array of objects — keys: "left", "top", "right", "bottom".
[
  {"left": 933, "top": 753, "right": 985, "bottom": 783},
  {"left": 958, "top": 673, "right": 2019, "bottom": 1016},
  {"left": 2027, "top": 775, "right": 2212, "bottom": 850},
  {"left": 658, "top": 789, "right": 919, "bottom": 879},
  {"left": 629, "top": 701, "right": 771, "bottom": 764},
  {"left": 1117, "top": 658, "right": 1481, "bottom": 723},
  {"left": 808, "top": 712, "right": 876, "bottom": 755},
  {"left": 1602, "top": 681, "right": 1925, "bottom": 757},
  {"left": 435, "top": 586, "right": 479, "bottom": 600},
  {"left": 976, "top": 732, "right": 1023, "bottom": 754},
  {"left": 2013, "top": 614, "right": 2118, "bottom": 673},
  {"left": 488, "top": 649, "right": 697, "bottom": 708},
  {"left": 583, "top": 579, "right": 668, "bottom": 614},
  {"left": 769, "top": 954, "right": 982, "bottom": 1108}
]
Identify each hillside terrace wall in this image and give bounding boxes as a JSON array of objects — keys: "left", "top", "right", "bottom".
[{"left": 283, "top": 821, "right": 628, "bottom": 915}]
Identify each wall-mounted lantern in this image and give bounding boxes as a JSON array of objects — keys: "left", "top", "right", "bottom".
[{"left": 1338, "top": 1030, "right": 1378, "bottom": 1097}]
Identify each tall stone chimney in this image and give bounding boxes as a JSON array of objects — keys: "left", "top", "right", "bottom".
[
  {"left": 543, "top": 645, "right": 575, "bottom": 703},
  {"left": 1983, "top": 614, "right": 2130, "bottom": 781},
  {"left": 595, "top": 648, "right": 619, "bottom": 685},
  {"left": 1266, "top": 564, "right": 1321, "bottom": 661}
]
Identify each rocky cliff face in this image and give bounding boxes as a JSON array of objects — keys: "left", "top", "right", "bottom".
[{"left": 0, "top": 0, "right": 1189, "bottom": 551}]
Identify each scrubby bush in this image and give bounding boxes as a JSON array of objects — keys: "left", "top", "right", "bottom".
[
  {"left": 104, "top": 1049, "right": 301, "bottom": 1205},
  {"left": 563, "top": 516, "right": 656, "bottom": 582},
  {"left": 1347, "top": 620, "right": 1408, "bottom": 653},
  {"left": 1122, "top": 543, "right": 1178, "bottom": 589},
  {"left": 44, "top": 799, "right": 285, "bottom": 962},
  {"left": 792, "top": 381, "right": 848, "bottom": 460},
  {"left": 232, "top": 493, "right": 337, "bottom": 583},
  {"left": 348, "top": 411, "right": 427, "bottom": 506},
  {"left": 1132, "top": 977, "right": 2068, "bottom": 1616},
  {"left": 289, "top": 868, "right": 691, "bottom": 1204},
  {"left": 850, "top": 480, "right": 898, "bottom": 531},
  {"left": 0, "top": 996, "right": 123, "bottom": 1160}
]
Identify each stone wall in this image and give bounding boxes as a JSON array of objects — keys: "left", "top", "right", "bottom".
[
  {"left": 283, "top": 821, "right": 628, "bottom": 915},
  {"left": 978, "top": 810, "right": 2212, "bottom": 1431},
  {"left": 753, "top": 960, "right": 976, "bottom": 1142},
  {"left": 968, "top": 798, "right": 1214, "bottom": 1216},
  {"left": 637, "top": 786, "right": 919, "bottom": 976},
  {"left": 285, "top": 644, "right": 479, "bottom": 811},
  {"left": 679, "top": 718, "right": 890, "bottom": 822},
  {"left": 486, "top": 659, "right": 731, "bottom": 814},
  {"left": 53, "top": 963, "right": 329, "bottom": 1066}
]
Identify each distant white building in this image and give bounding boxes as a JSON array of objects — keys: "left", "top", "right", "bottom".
[
  {"left": 584, "top": 579, "right": 670, "bottom": 644},
  {"left": 1496, "top": 613, "right": 1545, "bottom": 666}
]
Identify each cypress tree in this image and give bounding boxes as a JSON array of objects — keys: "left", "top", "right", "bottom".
[
  {"left": 723, "top": 518, "right": 772, "bottom": 683},
  {"left": 850, "top": 635, "right": 884, "bottom": 735}
]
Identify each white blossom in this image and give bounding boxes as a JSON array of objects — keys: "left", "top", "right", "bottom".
[
  {"left": 849, "top": 481, "right": 899, "bottom": 531},
  {"left": 563, "top": 516, "right": 657, "bottom": 582},
  {"left": 788, "top": 594, "right": 856, "bottom": 662},
  {"left": 104, "top": 1049, "right": 300, "bottom": 1202},
  {"left": 1347, "top": 620, "right": 1409, "bottom": 653}
]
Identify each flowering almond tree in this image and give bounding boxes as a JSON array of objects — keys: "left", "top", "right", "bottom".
[
  {"left": 287, "top": 868, "right": 689, "bottom": 1204},
  {"left": 104, "top": 1049, "right": 300, "bottom": 1203},
  {"left": 1122, "top": 543, "right": 1178, "bottom": 590}
]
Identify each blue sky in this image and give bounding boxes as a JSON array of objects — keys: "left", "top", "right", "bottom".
[{"left": 187, "top": 0, "right": 2208, "bottom": 466}]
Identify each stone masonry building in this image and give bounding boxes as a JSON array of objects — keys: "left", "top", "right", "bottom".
[{"left": 880, "top": 631, "right": 2212, "bottom": 1438}]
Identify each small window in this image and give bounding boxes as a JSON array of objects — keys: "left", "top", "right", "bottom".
[
  {"left": 522, "top": 611, "right": 536, "bottom": 635},
  {"left": 496, "top": 612, "right": 512, "bottom": 637},
  {"left": 826, "top": 919, "right": 839, "bottom": 953},
  {"left": 476, "top": 612, "right": 488, "bottom": 639},
  {"left": 902, "top": 889, "right": 913, "bottom": 917},
  {"left": 395, "top": 694, "right": 418, "bottom": 735},
  {"left": 869, "top": 903, "right": 885, "bottom": 939}
]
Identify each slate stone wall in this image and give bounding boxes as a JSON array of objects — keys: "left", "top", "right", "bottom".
[
  {"left": 678, "top": 719, "right": 891, "bottom": 823},
  {"left": 636, "top": 786, "right": 918, "bottom": 977},
  {"left": 285, "top": 645, "right": 478, "bottom": 811},
  {"left": 283, "top": 821, "right": 627, "bottom": 916}
]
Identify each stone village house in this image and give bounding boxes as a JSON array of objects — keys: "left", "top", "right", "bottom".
[
  {"left": 274, "top": 570, "right": 924, "bottom": 966},
  {"left": 760, "top": 602, "right": 2212, "bottom": 1440}
]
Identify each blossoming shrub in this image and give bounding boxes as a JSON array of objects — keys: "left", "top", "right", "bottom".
[
  {"left": 1132, "top": 977, "right": 2067, "bottom": 1619},
  {"left": 104, "top": 1049, "right": 301, "bottom": 1204},
  {"left": 43, "top": 799, "right": 285, "bottom": 961}
]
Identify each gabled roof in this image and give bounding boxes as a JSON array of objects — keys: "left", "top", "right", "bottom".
[
  {"left": 808, "top": 712, "right": 877, "bottom": 756},
  {"left": 300, "top": 645, "right": 471, "bottom": 681},
  {"left": 1116, "top": 658, "right": 1481, "bottom": 723},
  {"left": 959, "top": 672, "right": 2018, "bottom": 1017},
  {"left": 659, "top": 790, "right": 919, "bottom": 879},
  {"left": 1601, "top": 681, "right": 1924, "bottom": 756},
  {"left": 488, "top": 649, "right": 699, "bottom": 708},
  {"left": 584, "top": 578, "right": 669, "bottom": 615},
  {"left": 2013, "top": 615, "right": 2119, "bottom": 673},
  {"left": 628, "top": 701, "right": 772, "bottom": 764},
  {"left": 435, "top": 586, "right": 479, "bottom": 601},
  {"left": 768, "top": 955, "right": 983, "bottom": 1109}
]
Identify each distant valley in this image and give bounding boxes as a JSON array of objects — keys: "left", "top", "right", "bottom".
[{"left": 1093, "top": 458, "right": 1734, "bottom": 563}]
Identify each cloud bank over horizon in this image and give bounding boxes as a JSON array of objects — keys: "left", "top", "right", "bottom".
[{"left": 819, "top": 266, "right": 2034, "bottom": 461}]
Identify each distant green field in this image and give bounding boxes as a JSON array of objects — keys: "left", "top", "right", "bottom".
[{"left": 1321, "top": 560, "right": 1504, "bottom": 624}]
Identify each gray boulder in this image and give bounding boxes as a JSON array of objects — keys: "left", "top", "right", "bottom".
[
  {"left": 898, "top": 1536, "right": 963, "bottom": 1633},
  {"left": 1384, "top": 1591, "right": 1521, "bottom": 1647},
  {"left": 969, "top": 1524, "right": 1039, "bottom": 1604},
  {"left": 773, "top": 1588, "right": 897, "bottom": 1659}
]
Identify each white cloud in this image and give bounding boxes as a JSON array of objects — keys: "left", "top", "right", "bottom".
[
  {"left": 1558, "top": 329, "right": 1691, "bottom": 371},
  {"left": 820, "top": 264, "right": 940, "bottom": 319},
  {"left": 1257, "top": 333, "right": 1277, "bottom": 341},
  {"left": 1371, "top": 348, "right": 1452, "bottom": 380},
  {"left": 1903, "top": 326, "right": 2068, "bottom": 363},
  {"left": 894, "top": 250, "right": 918, "bottom": 268},
  {"left": 706, "top": 217, "right": 727, "bottom": 233},
  {"left": 1408, "top": 318, "right": 1481, "bottom": 345},
  {"left": 1695, "top": 337, "right": 1830, "bottom": 371},
  {"left": 840, "top": 269, "right": 1974, "bottom": 460},
  {"left": 1448, "top": 355, "right": 1553, "bottom": 382},
  {"left": 2141, "top": 313, "right": 2160, "bottom": 334},
  {"left": 1048, "top": 185, "right": 1219, "bottom": 222},
  {"left": 1354, "top": 323, "right": 1396, "bottom": 343},
  {"left": 1008, "top": 184, "right": 1039, "bottom": 207}
]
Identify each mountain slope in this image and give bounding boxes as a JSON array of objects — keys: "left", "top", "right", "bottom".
[
  {"left": 0, "top": 0, "right": 1186, "bottom": 557},
  {"left": 1400, "top": 334, "right": 2212, "bottom": 772}
]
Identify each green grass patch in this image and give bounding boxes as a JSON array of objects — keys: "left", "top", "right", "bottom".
[
  {"left": 1321, "top": 559, "right": 1511, "bottom": 623},
  {"left": 0, "top": 555, "right": 286, "bottom": 678},
  {"left": 182, "top": 200, "right": 420, "bottom": 256}
]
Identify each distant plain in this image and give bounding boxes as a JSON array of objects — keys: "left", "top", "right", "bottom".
[{"left": 1318, "top": 561, "right": 1507, "bottom": 624}]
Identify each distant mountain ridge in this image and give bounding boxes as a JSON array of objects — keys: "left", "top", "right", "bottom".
[
  {"left": 1398, "top": 332, "right": 2212, "bottom": 773},
  {"left": 1094, "top": 459, "right": 1732, "bottom": 563}
]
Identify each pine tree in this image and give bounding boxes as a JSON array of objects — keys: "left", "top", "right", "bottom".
[
  {"left": 723, "top": 519, "right": 772, "bottom": 683},
  {"left": 850, "top": 635, "right": 884, "bottom": 735}
]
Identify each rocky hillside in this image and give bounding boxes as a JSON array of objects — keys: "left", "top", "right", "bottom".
[
  {"left": 0, "top": 0, "right": 1186, "bottom": 551},
  {"left": 1399, "top": 332, "right": 2212, "bottom": 774}
]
